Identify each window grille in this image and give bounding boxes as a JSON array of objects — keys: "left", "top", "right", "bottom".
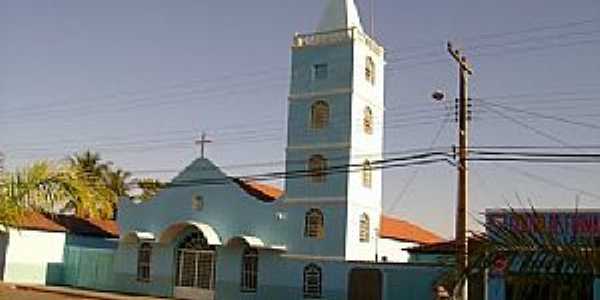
[
  {"left": 362, "top": 160, "right": 372, "bottom": 188},
  {"left": 308, "top": 155, "right": 327, "bottom": 183},
  {"left": 365, "top": 57, "right": 375, "bottom": 85},
  {"left": 363, "top": 107, "right": 374, "bottom": 135},
  {"left": 310, "top": 101, "right": 330, "bottom": 129},
  {"left": 137, "top": 242, "right": 152, "bottom": 282},
  {"left": 314, "top": 64, "right": 328, "bottom": 80},
  {"left": 359, "top": 214, "right": 370, "bottom": 242},
  {"left": 304, "top": 209, "right": 325, "bottom": 239},
  {"left": 175, "top": 232, "right": 216, "bottom": 290},
  {"left": 303, "top": 264, "right": 322, "bottom": 298},
  {"left": 241, "top": 248, "right": 258, "bottom": 292}
]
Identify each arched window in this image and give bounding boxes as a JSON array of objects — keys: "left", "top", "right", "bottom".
[
  {"left": 304, "top": 209, "right": 324, "bottom": 239},
  {"left": 241, "top": 247, "right": 258, "bottom": 292},
  {"left": 362, "top": 160, "right": 372, "bottom": 188},
  {"left": 310, "top": 101, "right": 330, "bottom": 129},
  {"left": 359, "top": 213, "right": 370, "bottom": 242},
  {"left": 303, "top": 264, "right": 322, "bottom": 298},
  {"left": 137, "top": 242, "right": 152, "bottom": 282},
  {"left": 308, "top": 155, "right": 327, "bottom": 183},
  {"left": 365, "top": 56, "right": 375, "bottom": 85},
  {"left": 363, "top": 106, "right": 373, "bottom": 135}
]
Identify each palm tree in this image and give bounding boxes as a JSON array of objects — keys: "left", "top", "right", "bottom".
[
  {"left": 68, "top": 150, "right": 108, "bottom": 179},
  {"left": 0, "top": 161, "right": 72, "bottom": 225},
  {"left": 443, "top": 207, "right": 599, "bottom": 300},
  {"left": 0, "top": 152, "right": 134, "bottom": 223},
  {"left": 104, "top": 168, "right": 131, "bottom": 198},
  {"left": 66, "top": 151, "right": 119, "bottom": 219}
]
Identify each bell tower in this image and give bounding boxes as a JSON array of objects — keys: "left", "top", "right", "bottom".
[{"left": 284, "top": 0, "right": 385, "bottom": 261}]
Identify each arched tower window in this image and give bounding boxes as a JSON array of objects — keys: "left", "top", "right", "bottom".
[
  {"left": 362, "top": 160, "right": 372, "bottom": 188},
  {"left": 308, "top": 155, "right": 327, "bottom": 183},
  {"left": 310, "top": 100, "right": 330, "bottom": 129},
  {"left": 365, "top": 56, "right": 375, "bottom": 85},
  {"left": 359, "top": 213, "right": 370, "bottom": 242},
  {"left": 241, "top": 247, "right": 258, "bottom": 292},
  {"left": 304, "top": 209, "right": 325, "bottom": 239},
  {"left": 137, "top": 242, "right": 152, "bottom": 282},
  {"left": 363, "top": 106, "right": 373, "bottom": 135},
  {"left": 303, "top": 264, "right": 322, "bottom": 298}
]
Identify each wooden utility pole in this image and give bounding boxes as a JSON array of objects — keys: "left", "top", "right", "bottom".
[{"left": 447, "top": 41, "right": 473, "bottom": 300}]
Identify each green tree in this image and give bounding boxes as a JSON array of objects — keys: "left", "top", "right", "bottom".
[
  {"left": 104, "top": 168, "right": 132, "bottom": 198},
  {"left": 136, "top": 178, "right": 165, "bottom": 201},
  {"left": 0, "top": 152, "right": 135, "bottom": 224},
  {"left": 67, "top": 151, "right": 122, "bottom": 219}
]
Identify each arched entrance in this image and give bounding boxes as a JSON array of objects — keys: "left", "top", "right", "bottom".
[{"left": 173, "top": 231, "right": 216, "bottom": 300}]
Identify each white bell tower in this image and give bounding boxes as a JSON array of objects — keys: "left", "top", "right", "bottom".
[{"left": 284, "top": 0, "right": 385, "bottom": 261}]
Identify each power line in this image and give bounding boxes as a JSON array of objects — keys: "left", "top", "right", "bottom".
[
  {"left": 385, "top": 16, "right": 600, "bottom": 55},
  {"left": 493, "top": 164, "right": 600, "bottom": 202},
  {"left": 386, "top": 115, "right": 452, "bottom": 213},
  {"left": 478, "top": 102, "right": 571, "bottom": 146},
  {"left": 477, "top": 99, "right": 600, "bottom": 130}
]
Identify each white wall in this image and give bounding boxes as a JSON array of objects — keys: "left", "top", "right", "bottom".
[
  {"left": 376, "top": 238, "right": 418, "bottom": 263},
  {"left": 345, "top": 30, "right": 385, "bottom": 262},
  {"left": 3, "top": 228, "right": 66, "bottom": 284}
]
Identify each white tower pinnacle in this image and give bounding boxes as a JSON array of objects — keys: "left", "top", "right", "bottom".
[{"left": 316, "top": 0, "right": 364, "bottom": 32}]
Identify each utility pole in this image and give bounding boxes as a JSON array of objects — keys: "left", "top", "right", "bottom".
[{"left": 447, "top": 41, "right": 473, "bottom": 300}]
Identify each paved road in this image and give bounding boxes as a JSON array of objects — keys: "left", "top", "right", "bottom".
[{"left": 0, "top": 285, "right": 80, "bottom": 300}]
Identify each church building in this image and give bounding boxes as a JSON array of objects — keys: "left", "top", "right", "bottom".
[{"left": 114, "top": 1, "right": 445, "bottom": 299}]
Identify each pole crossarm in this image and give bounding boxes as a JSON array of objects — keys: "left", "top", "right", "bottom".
[{"left": 447, "top": 42, "right": 474, "bottom": 75}]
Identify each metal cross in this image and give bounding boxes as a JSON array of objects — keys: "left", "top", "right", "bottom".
[{"left": 194, "top": 132, "right": 212, "bottom": 159}]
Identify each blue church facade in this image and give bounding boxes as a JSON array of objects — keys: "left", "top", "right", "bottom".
[{"left": 112, "top": 1, "right": 447, "bottom": 299}]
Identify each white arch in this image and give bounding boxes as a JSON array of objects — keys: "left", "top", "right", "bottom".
[
  {"left": 121, "top": 231, "right": 155, "bottom": 244},
  {"left": 158, "top": 221, "right": 222, "bottom": 245},
  {"left": 226, "top": 235, "right": 266, "bottom": 249}
]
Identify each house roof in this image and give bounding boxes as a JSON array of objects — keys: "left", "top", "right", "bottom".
[
  {"left": 406, "top": 238, "right": 482, "bottom": 254},
  {"left": 379, "top": 215, "right": 444, "bottom": 244},
  {"left": 52, "top": 214, "right": 119, "bottom": 238},
  {"left": 233, "top": 179, "right": 283, "bottom": 203},
  {"left": 14, "top": 211, "right": 66, "bottom": 232},
  {"left": 13, "top": 212, "right": 119, "bottom": 238}
]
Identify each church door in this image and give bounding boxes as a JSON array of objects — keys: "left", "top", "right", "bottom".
[
  {"left": 173, "top": 231, "right": 216, "bottom": 300},
  {"left": 348, "top": 268, "right": 382, "bottom": 300}
]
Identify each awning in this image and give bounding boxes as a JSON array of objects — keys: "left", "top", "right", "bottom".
[
  {"left": 227, "top": 235, "right": 287, "bottom": 251},
  {"left": 121, "top": 231, "right": 155, "bottom": 243}
]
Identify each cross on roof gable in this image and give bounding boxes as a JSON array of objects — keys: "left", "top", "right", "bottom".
[{"left": 316, "top": 0, "right": 364, "bottom": 33}]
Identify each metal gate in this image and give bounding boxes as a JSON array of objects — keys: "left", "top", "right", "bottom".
[{"left": 173, "top": 231, "right": 216, "bottom": 300}]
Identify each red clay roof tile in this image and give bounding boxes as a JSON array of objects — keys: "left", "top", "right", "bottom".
[
  {"left": 16, "top": 212, "right": 66, "bottom": 232},
  {"left": 233, "top": 179, "right": 283, "bottom": 202},
  {"left": 379, "top": 215, "right": 444, "bottom": 244},
  {"left": 13, "top": 212, "right": 119, "bottom": 238}
]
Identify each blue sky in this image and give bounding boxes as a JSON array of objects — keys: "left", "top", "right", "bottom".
[{"left": 1, "top": 0, "right": 599, "bottom": 237}]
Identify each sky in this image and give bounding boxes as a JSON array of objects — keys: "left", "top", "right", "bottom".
[{"left": 1, "top": 0, "right": 599, "bottom": 237}]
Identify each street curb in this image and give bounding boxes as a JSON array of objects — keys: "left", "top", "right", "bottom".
[{"left": 13, "top": 284, "right": 156, "bottom": 300}]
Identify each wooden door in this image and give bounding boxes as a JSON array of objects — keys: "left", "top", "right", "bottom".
[{"left": 348, "top": 268, "right": 382, "bottom": 300}]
